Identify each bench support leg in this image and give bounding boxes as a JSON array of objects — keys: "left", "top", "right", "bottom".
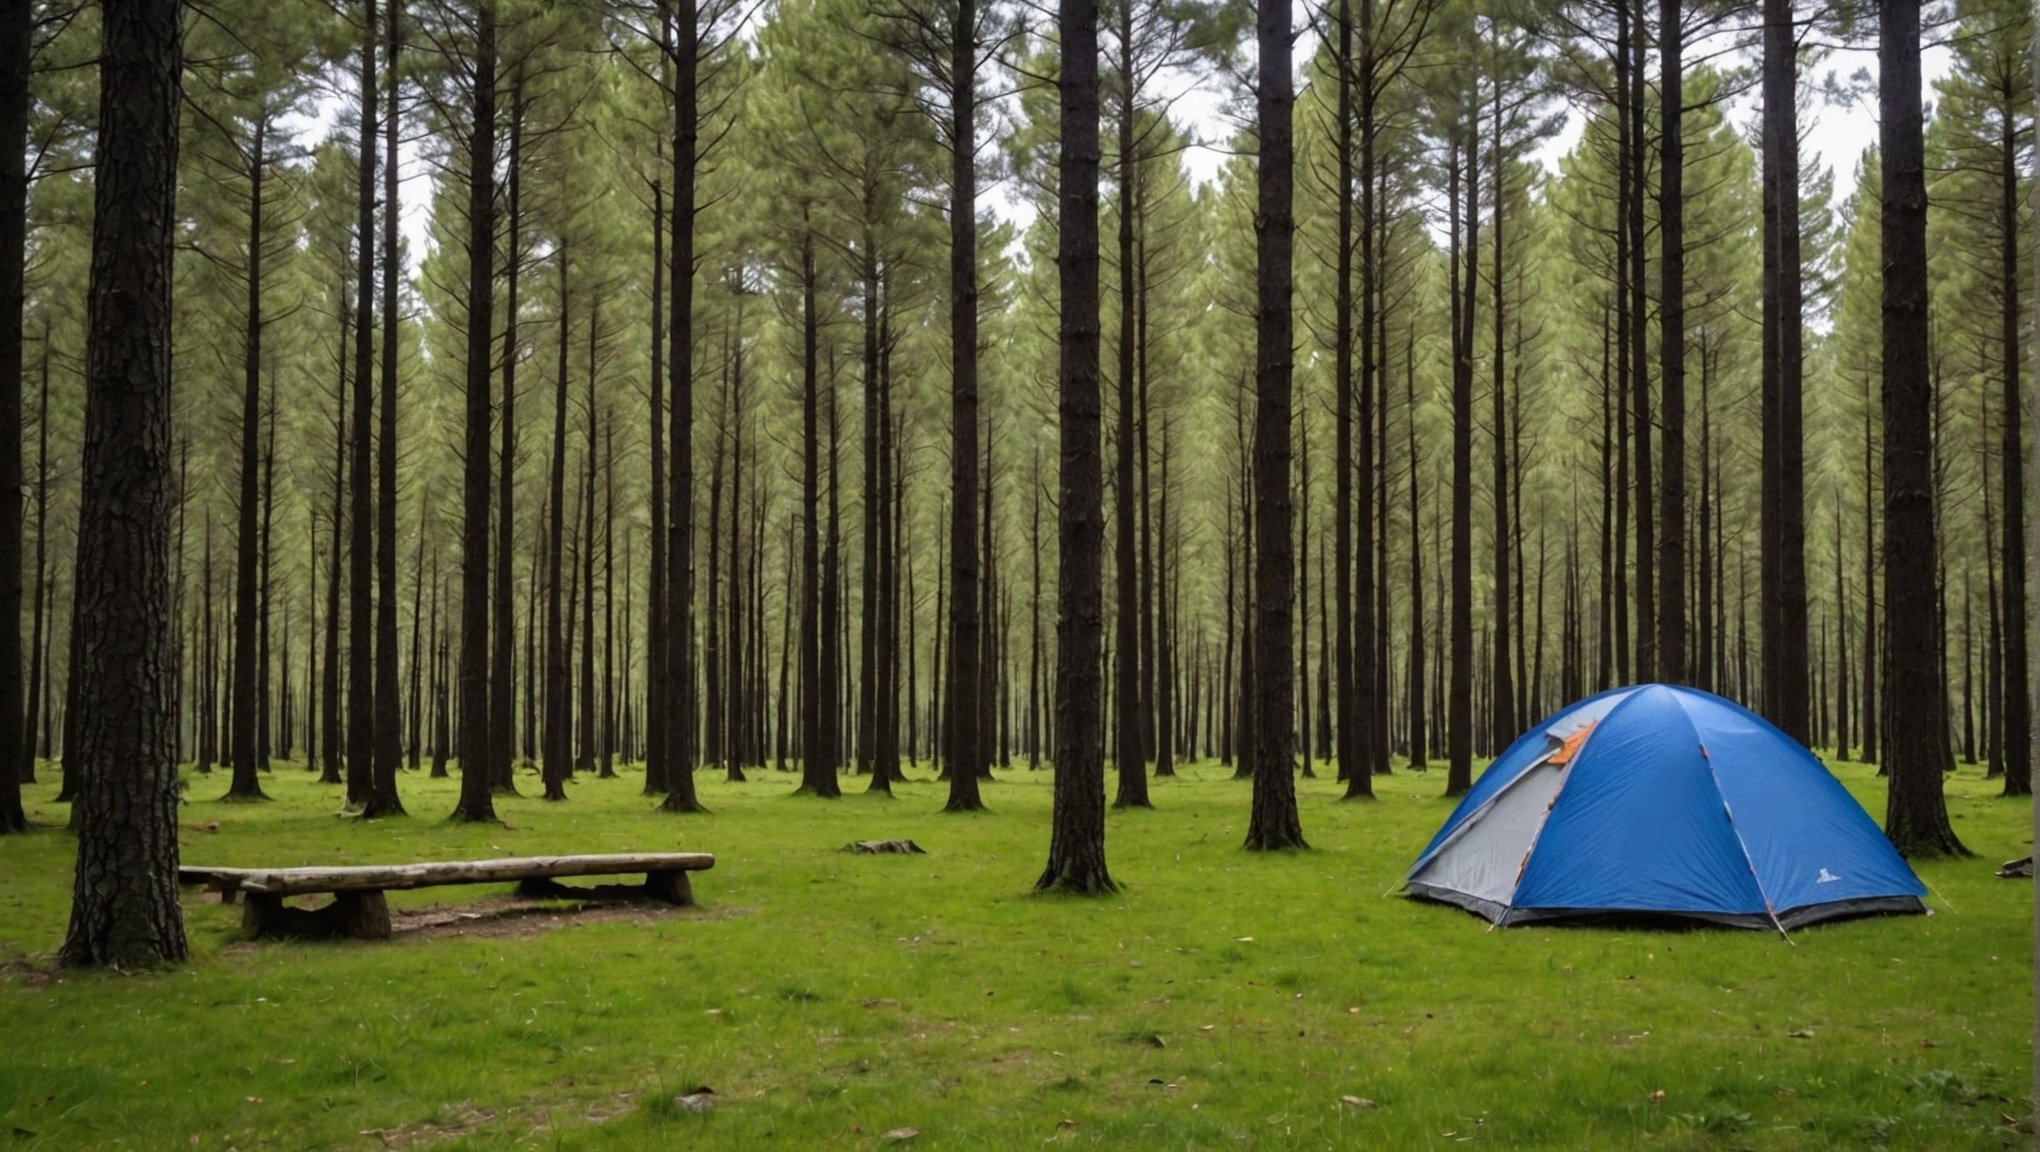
[
  {"left": 243, "top": 891, "right": 392, "bottom": 940},
  {"left": 645, "top": 869, "right": 693, "bottom": 906}
]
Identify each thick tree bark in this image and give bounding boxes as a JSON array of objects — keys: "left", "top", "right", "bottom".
[
  {"left": 1244, "top": 0, "right": 1304, "bottom": 850},
  {"left": 346, "top": 0, "right": 379, "bottom": 811},
  {"left": 1657, "top": 0, "right": 1687, "bottom": 685},
  {"left": 1878, "top": 0, "right": 1964, "bottom": 857},
  {"left": 1334, "top": 0, "right": 1365, "bottom": 799},
  {"left": 60, "top": 0, "right": 187, "bottom": 966},
  {"left": 659, "top": 0, "right": 705, "bottom": 814},
  {"left": 1039, "top": 0, "right": 1112, "bottom": 891},
  {"left": 1760, "top": 0, "right": 1809, "bottom": 741},
  {"left": 450, "top": 0, "right": 499, "bottom": 824},
  {"left": 1627, "top": 0, "right": 1653, "bottom": 685},
  {"left": 942, "top": 0, "right": 984, "bottom": 812},
  {"left": 0, "top": 0, "right": 26, "bottom": 831}
]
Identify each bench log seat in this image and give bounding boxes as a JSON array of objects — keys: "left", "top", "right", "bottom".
[{"left": 178, "top": 853, "right": 715, "bottom": 940}]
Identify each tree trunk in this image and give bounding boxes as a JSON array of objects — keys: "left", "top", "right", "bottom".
[
  {"left": 1334, "top": 0, "right": 1362, "bottom": 798},
  {"left": 19, "top": 331, "right": 49, "bottom": 784},
  {"left": 1657, "top": 0, "right": 1687, "bottom": 685},
  {"left": 858, "top": 242, "right": 881, "bottom": 783},
  {"left": 365, "top": 0, "right": 406, "bottom": 817},
  {"left": 1627, "top": 0, "right": 1653, "bottom": 684},
  {"left": 1446, "top": 131, "right": 1478, "bottom": 799},
  {"left": 643, "top": 91, "right": 667, "bottom": 794},
  {"left": 1112, "top": 19, "right": 1148, "bottom": 810},
  {"left": 1155, "top": 423, "right": 1175, "bottom": 778},
  {"left": 0, "top": 0, "right": 26, "bottom": 831},
  {"left": 658, "top": 0, "right": 706, "bottom": 814},
  {"left": 1995, "top": 112, "right": 2029, "bottom": 796},
  {"left": 345, "top": 0, "right": 380, "bottom": 812},
  {"left": 1245, "top": 0, "right": 1304, "bottom": 850},
  {"left": 450, "top": 0, "right": 499, "bottom": 823},
  {"left": 321, "top": 302, "right": 347, "bottom": 786},
  {"left": 493, "top": 73, "right": 524, "bottom": 796},
  {"left": 1406, "top": 340, "right": 1426, "bottom": 769},
  {"left": 1878, "top": 0, "right": 1964, "bottom": 856},
  {"left": 544, "top": 253, "right": 572, "bottom": 803},
  {"left": 1834, "top": 496, "right": 1851, "bottom": 760},
  {"left": 942, "top": 0, "right": 984, "bottom": 812},
  {"left": 1039, "top": 0, "right": 1112, "bottom": 890},
  {"left": 578, "top": 300, "right": 600, "bottom": 774},
  {"left": 1760, "top": 0, "right": 1809, "bottom": 741},
  {"left": 60, "top": 0, "right": 187, "bottom": 965},
  {"left": 1489, "top": 93, "right": 1515, "bottom": 745},
  {"left": 227, "top": 118, "right": 271, "bottom": 802}
]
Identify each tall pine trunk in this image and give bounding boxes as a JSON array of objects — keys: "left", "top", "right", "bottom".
[
  {"left": 1039, "top": 0, "right": 1112, "bottom": 890},
  {"left": 1877, "top": 0, "right": 1963, "bottom": 856},
  {"left": 226, "top": 118, "right": 271, "bottom": 801},
  {"left": 1760, "top": 0, "right": 1809, "bottom": 740},
  {"left": 365, "top": 0, "right": 405, "bottom": 817},
  {"left": 1244, "top": 0, "right": 1304, "bottom": 849},
  {"left": 60, "top": 0, "right": 186, "bottom": 965},
  {"left": 450, "top": 0, "right": 499, "bottom": 823}
]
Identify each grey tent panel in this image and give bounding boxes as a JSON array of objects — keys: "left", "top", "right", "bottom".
[{"left": 1409, "top": 755, "right": 1566, "bottom": 909}]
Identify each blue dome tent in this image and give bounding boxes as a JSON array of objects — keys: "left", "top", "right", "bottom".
[{"left": 1403, "top": 684, "right": 1927, "bottom": 932}]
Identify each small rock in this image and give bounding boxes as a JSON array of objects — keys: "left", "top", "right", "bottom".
[
  {"left": 1340, "top": 1095, "right": 1378, "bottom": 1110},
  {"left": 880, "top": 1127, "right": 918, "bottom": 1142},
  {"left": 675, "top": 1086, "right": 716, "bottom": 1114}
]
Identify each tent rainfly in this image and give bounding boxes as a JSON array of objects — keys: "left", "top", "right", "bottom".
[{"left": 1403, "top": 684, "right": 1929, "bottom": 932}]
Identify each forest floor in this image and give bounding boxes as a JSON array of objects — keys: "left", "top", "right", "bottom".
[{"left": 0, "top": 755, "right": 2030, "bottom": 1151}]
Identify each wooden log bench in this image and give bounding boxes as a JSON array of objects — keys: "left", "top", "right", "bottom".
[{"left": 178, "top": 853, "right": 714, "bottom": 941}]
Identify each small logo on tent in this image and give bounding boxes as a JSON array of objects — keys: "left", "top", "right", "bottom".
[{"left": 1816, "top": 868, "right": 1841, "bottom": 884}]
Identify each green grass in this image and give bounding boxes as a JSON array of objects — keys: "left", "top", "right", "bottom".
[{"left": 0, "top": 755, "right": 2030, "bottom": 1150}]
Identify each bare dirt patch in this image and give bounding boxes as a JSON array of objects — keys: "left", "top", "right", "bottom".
[{"left": 389, "top": 896, "right": 683, "bottom": 941}]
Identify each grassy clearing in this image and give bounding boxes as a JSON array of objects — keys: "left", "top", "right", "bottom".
[{"left": 0, "top": 755, "right": 2030, "bottom": 1150}]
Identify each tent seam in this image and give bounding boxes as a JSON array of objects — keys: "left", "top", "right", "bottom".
[{"left": 1676, "top": 695, "right": 1793, "bottom": 941}]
